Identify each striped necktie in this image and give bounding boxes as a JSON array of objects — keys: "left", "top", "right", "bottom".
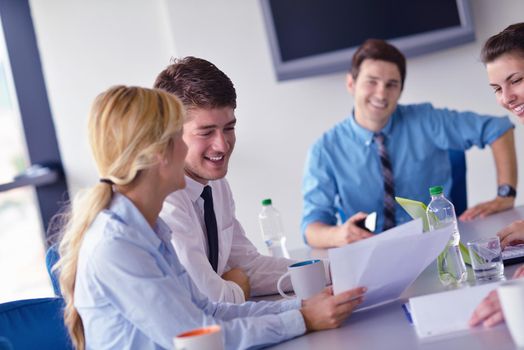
[
  {"left": 373, "top": 133, "right": 396, "bottom": 231},
  {"left": 201, "top": 185, "right": 219, "bottom": 272}
]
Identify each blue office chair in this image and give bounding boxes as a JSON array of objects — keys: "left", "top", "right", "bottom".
[
  {"left": 46, "top": 243, "right": 61, "bottom": 296},
  {"left": 448, "top": 150, "right": 467, "bottom": 216},
  {"left": 0, "top": 297, "right": 72, "bottom": 350}
]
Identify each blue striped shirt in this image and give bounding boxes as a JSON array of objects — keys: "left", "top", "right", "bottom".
[{"left": 302, "top": 103, "right": 513, "bottom": 237}]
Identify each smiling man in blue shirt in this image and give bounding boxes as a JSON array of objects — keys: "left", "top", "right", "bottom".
[{"left": 302, "top": 39, "right": 517, "bottom": 248}]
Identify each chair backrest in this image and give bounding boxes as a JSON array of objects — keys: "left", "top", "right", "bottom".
[
  {"left": 46, "top": 243, "right": 62, "bottom": 296},
  {"left": 448, "top": 150, "right": 468, "bottom": 216},
  {"left": 0, "top": 298, "right": 72, "bottom": 350}
]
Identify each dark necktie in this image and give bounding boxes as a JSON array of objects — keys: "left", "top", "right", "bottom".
[
  {"left": 373, "top": 133, "right": 396, "bottom": 231},
  {"left": 201, "top": 185, "right": 219, "bottom": 272}
]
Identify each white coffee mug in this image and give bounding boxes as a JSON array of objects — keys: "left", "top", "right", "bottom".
[
  {"left": 173, "top": 325, "right": 224, "bottom": 350},
  {"left": 277, "top": 259, "right": 326, "bottom": 300},
  {"left": 498, "top": 279, "right": 524, "bottom": 347}
]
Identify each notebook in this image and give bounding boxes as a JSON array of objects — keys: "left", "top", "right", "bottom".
[{"left": 408, "top": 282, "right": 500, "bottom": 339}]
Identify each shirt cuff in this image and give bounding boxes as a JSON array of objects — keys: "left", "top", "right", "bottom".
[
  {"left": 278, "top": 309, "right": 306, "bottom": 338},
  {"left": 279, "top": 298, "right": 302, "bottom": 312}
]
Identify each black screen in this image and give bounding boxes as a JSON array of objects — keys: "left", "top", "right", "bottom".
[{"left": 269, "top": 0, "right": 461, "bottom": 62}]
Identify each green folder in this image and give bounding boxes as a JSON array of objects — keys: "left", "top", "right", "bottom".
[{"left": 395, "top": 196, "right": 471, "bottom": 265}]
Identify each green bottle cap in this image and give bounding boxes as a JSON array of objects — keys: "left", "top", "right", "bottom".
[
  {"left": 429, "top": 186, "right": 443, "bottom": 196},
  {"left": 261, "top": 198, "right": 272, "bottom": 206}
]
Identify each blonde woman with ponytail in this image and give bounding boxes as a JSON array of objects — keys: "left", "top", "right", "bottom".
[{"left": 56, "top": 85, "right": 365, "bottom": 350}]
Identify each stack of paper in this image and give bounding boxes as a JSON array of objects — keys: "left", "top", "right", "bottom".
[
  {"left": 409, "top": 282, "right": 501, "bottom": 338},
  {"left": 329, "top": 219, "right": 452, "bottom": 309}
]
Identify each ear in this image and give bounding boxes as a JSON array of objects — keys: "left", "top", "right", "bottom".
[
  {"left": 346, "top": 73, "right": 356, "bottom": 96},
  {"left": 156, "top": 153, "right": 169, "bottom": 168}
]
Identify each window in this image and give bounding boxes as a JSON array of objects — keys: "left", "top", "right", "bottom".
[{"left": 0, "top": 0, "right": 69, "bottom": 302}]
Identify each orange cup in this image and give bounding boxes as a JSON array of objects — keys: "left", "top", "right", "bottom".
[{"left": 173, "top": 325, "right": 224, "bottom": 350}]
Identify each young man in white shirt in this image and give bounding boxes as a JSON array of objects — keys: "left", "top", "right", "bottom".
[{"left": 155, "top": 57, "right": 303, "bottom": 303}]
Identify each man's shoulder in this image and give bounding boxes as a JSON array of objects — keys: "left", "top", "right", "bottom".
[
  {"left": 312, "top": 118, "right": 352, "bottom": 147},
  {"left": 396, "top": 102, "right": 435, "bottom": 116},
  {"left": 392, "top": 103, "right": 439, "bottom": 128}
]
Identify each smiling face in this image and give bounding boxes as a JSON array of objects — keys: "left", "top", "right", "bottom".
[
  {"left": 348, "top": 59, "right": 402, "bottom": 132},
  {"left": 182, "top": 107, "right": 236, "bottom": 184},
  {"left": 486, "top": 52, "right": 524, "bottom": 122}
]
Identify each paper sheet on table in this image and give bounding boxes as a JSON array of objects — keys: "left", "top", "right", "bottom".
[
  {"left": 329, "top": 219, "right": 452, "bottom": 309},
  {"left": 409, "top": 282, "right": 501, "bottom": 339}
]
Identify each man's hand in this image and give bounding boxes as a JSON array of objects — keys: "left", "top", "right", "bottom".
[
  {"left": 498, "top": 220, "right": 524, "bottom": 249},
  {"left": 459, "top": 196, "right": 515, "bottom": 222},
  {"left": 305, "top": 212, "right": 374, "bottom": 248},
  {"left": 222, "top": 268, "right": 250, "bottom": 300},
  {"left": 331, "top": 212, "right": 374, "bottom": 247},
  {"left": 300, "top": 286, "right": 366, "bottom": 331}
]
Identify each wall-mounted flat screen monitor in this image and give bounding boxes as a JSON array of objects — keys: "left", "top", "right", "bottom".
[{"left": 260, "top": 0, "right": 475, "bottom": 81}]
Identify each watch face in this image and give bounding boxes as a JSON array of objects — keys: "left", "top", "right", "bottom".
[{"left": 498, "top": 185, "right": 516, "bottom": 197}]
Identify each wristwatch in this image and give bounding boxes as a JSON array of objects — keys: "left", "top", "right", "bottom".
[{"left": 497, "top": 184, "right": 517, "bottom": 198}]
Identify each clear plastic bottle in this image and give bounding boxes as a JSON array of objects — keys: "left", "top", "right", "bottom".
[
  {"left": 426, "top": 185, "right": 467, "bottom": 286},
  {"left": 258, "top": 198, "right": 290, "bottom": 258}
]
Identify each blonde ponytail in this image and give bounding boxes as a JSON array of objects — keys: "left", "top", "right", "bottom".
[{"left": 57, "top": 183, "right": 112, "bottom": 350}]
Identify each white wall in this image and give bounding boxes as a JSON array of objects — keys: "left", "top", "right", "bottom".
[
  {"left": 29, "top": 0, "right": 177, "bottom": 194},
  {"left": 30, "top": 0, "right": 524, "bottom": 253}
]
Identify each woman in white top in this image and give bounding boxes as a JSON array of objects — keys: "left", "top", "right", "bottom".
[
  {"left": 55, "top": 85, "right": 366, "bottom": 350},
  {"left": 470, "top": 22, "right": 524, "bottom": 328}
]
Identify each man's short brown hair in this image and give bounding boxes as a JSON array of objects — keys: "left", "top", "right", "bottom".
[{"left": 154, "top": 56, "right": 236, "bottom": 109}]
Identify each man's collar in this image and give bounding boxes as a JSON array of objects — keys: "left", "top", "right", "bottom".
[
  {"left": 184, "top": 175, "right": 208, "bottom": 202},
  {"left": 348, "top": 109, "right": 396, "bottom": 146}
]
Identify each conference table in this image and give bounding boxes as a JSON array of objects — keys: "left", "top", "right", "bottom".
[{"left": 265, "top": 206, "right": 524, "bottom": 350}]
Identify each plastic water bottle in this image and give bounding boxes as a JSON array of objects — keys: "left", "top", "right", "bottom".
[
  {"left": 258, "top": 199, "right": 290, "bottom": 258},
  {"left": 426, "top": 186, "right": 467, "bottom": 286}
]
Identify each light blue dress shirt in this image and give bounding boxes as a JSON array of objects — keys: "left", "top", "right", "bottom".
[
  {"left": 301, "top": 103, "right": 513, "bottom": 237},
  {"left": 75, "top": 192, "right": 305, "bottom": 350}
]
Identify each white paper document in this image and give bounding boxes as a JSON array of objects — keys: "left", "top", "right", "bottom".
[
  {"left": 328, "top": 219, "right": 452, "bottom": 309},
  {"left": 409, "top": 282, "right": 501, "bottom": 339}
]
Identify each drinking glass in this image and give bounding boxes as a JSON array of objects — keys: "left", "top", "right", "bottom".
[{"left": 467, "top": 236, "right": 504, "bottom": 281}]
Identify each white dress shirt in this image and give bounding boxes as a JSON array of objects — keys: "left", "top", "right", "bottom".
[
  {"left": 160, "top": 176, "right": 295, "bottom": 303},
  {"left": 75, "top": 192, "right": 305, "bottom": 350}
]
